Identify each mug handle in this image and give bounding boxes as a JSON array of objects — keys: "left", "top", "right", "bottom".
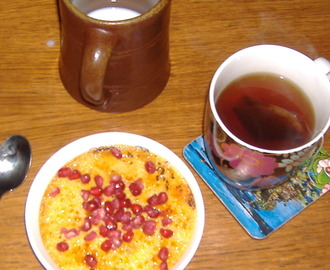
[
  {"left": 80, "top": 28, "right": 117, "bottom": 106},
  {"left": 314, "top": 57, "right": 330, "bottom": 81}
]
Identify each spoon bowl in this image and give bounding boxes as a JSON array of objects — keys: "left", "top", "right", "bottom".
[{"left": 0, "top": 135, "right": 32, "bottom": 197}]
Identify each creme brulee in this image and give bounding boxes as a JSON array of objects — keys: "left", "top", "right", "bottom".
[{"left": 39, "top": 145, "right": 196, "bottom": 270}]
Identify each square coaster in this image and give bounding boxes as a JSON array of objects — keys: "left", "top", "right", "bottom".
[{"left": 183, "top": 135, "right": 330, "bottom": 239}]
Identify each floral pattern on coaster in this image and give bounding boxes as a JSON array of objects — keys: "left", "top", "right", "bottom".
[{"left": 183, "top": 136, "right": 330, "bottom": 239}]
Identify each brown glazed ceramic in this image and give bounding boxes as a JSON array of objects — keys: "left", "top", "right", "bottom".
[{"left": 58, "top": 0, "right": 171, "bottom": 112}]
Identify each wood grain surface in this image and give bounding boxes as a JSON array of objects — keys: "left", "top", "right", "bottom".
[{"left": 0, "top": 0, "right": 330, "bottom": 269}]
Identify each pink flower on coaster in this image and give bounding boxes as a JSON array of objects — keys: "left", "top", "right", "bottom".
[
  {"left": 320, "top": 183, "right": 330, "bottom": 195},
  {"left": 316, "top": 159, "right": 330, "bottom": 177},
  {"left": 221, "top": 143, "right": 278, "bottom": 178}
]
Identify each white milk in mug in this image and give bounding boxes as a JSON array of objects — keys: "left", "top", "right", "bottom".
[{"left": 88, "top": 7, "right": 141, "bottom": 21}]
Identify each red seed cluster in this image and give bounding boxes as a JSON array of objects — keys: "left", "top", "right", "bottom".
[{"left": 54, "top": 148, "right": 173, "bottom": 269}]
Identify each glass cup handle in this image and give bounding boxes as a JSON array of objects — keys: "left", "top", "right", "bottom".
[
  {"left": 314, "top": 57, "right": 330, "bottom": 81},
  {"left": 80, "top": 28, "right": 117, "bottom": 106}
]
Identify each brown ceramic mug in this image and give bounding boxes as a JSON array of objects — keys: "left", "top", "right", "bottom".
[{"left": 58, "top": 0, "right": 171, "bottom": 113}]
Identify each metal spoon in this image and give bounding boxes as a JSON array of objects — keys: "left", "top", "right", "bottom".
[{"left": 0, "top": 135, "right": 31, "bottom": 198}]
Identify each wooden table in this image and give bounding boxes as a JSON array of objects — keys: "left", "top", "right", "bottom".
[{"left": 1, "top": 0, "right": 330, "bottom": 269}]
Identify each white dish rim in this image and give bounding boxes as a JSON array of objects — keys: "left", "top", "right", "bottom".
[{"left": 25, "top": 132, "right": 205, "bottom": 270}]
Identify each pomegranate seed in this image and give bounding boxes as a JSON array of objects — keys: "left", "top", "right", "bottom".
[
  {"left": 131, "top": 204, "right": 143, "bottom": 215},
  {"left": 101, "top": 239, "right": 112, "bottom": 252},
  {"left": 106, "top": 230, "right": 122, "bottom": 249},
  {"left": 49, "top": 187, "right": 60, "bottom": 197},
  {"left": 108, "top": 229, "right": 121, "bottom": 239},
  {"left": 122, "top": 222, "right": 133, "bottom": 231},
  {"left": 90, "top": 186, "right": 103, "bottom": 196},
  {"left": 160, "top": 228, "right": 173, "bottom": 238},
  {"left": 85, "top": 200, "right": 99, "bottom": 213},
  {"left": 93, "top": 195, "right": 103, "bottom": 205},
  {"left": 143, "top": 220, "right": 157, "bottom": 236},
  {"left": 160, "top": 261, "right": 168, "bottom": 270},
  {"left": 114, "top": 179, "right": 125, "bottom": 192},
  {"left": 110, "top": 147, "right": 122, "bottom": 158},
  {"left": 123, "top": 231, "right": 134, "bottom": 242},
  {"left": 80, "top": 173, "right": 91, "bottom": 184},
  {"left": 110, "top": 236, "right": 122, "bottom": 249},
  {"left": 104, "top": 201, "right": 114, "bottom": 215},
  {"left": 103, "top": 184, "right": 115, "bottom": 196},
  {"left": 81, "top": 217, "right": 92, "bottom": 231},
  {"left": 68, "top": 170, "right": 81, "bottom": 180},
  {"left": 158, "top": 192, "right": 168, "bottom": 204},
  {"left": 132, "top": 215, "right": 145, "bottom": 229},
  {"left": 110, "top": 174, "right": 122, "bottom": 182},
  {"left": 84, "top": 231, "right": 97, "bottom": 241},
  {"left": 81, "top": 190, "right": 90, "bottom": 201},
  {"left": 158, "top": 247, "right": 169, "bottom": 261},
  {"left": 161, "top": 218, "right": 172, "bottom": 227},
  {"left": 120, "top": 198, "right": 131, "bottom": 208},
  {"left": 111, "top": 198, "right": 120, "bottom": 209},
  {"left": 82, "top": 201, "right": 88, "bottom": 209},
  {"left": 129, "top": 179, "right": 144, "bottom": 196},
  {"left": 145, "top": 161, "right": 156, "bottom": 173},
  {"left": 94, "top": 175, "right": 103, "bottom": 187},
  {"left": 116, "top": 191, "right": 126, "bottom": 200},
  {"left": 92, "top": 208, "right": 106, "bottom": 221},
  {"left": 147, "top": 194, "right": 159, "bottom": 206},
  {"left": 113, "top": 208, "right": 124, "bottom": 222},
  {"left": 147, "top": 192, "right": 168, "bottom": 206},
  {"left": 90, "top": 216, "right": 100, "bottom": 226},
  {"left": 61, "top": 228, "right": 79, "bottom": 239},
  {"left": 105, "top": 219, "right": 117, "bottom": 231},
  {"left": 99, "top": 225, "right": 108, "bottom": 237},
  {"left": 145, "top": 205, "right": 160, "bottom": 218},
  {"left": 56, "top": 241, "right": 69, "bottom": 252},
  {"left": 57, "top": 167, "right": 71, "bottom": 177},
  {"left": 85, "top": 254, "right": 97, "bottom": 267},
  {"left": 120, "top": 211, "right": 132, "bottom": 224}
]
